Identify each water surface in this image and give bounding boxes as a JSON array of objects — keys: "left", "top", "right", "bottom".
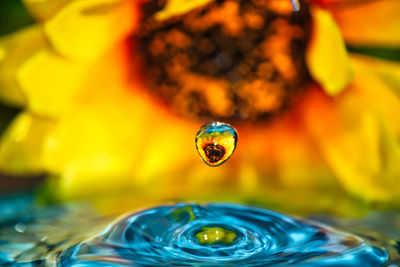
[{"left": 0, "top": 193, "right": 394, "bottom": 266}]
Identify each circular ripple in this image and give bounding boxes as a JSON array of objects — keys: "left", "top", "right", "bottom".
[{"left": 59, "top": 203, "right": 388, "bottom": 266}]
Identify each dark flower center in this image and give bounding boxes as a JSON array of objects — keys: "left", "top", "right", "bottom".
[
  {"left": 203, "top": 143, "right": 226, "bottom": 163},
  {"left": 136, "top": 0, "right": 311, "bottom": 122}
]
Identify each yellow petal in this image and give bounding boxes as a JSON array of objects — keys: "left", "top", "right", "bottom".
[
  {"left": 349, "top": 55, "right": 400, "bottom": 136},
  {"left": 0, "top": 26, "right": 46, "bottom": 107},
  {"left": 44, "top": 0, "right": 138, "bottom": 61},
  {"left": 37, "top": 44, "right": 186, "bottom": 198},
  {"left": 155, "top": 0, "right": 213, "bottom": 20},
  {"left": 350, "top": 54, "right": 400, "bottom": 97},
  {"left": 305, "top": 55, "right": 400, "bottom": 201},
  {"left": 329, "top": 0, "right": 400, "bottom": 47},
  {"left": 23, "top": 0, "right": 71, "bottom": 21},
  {"left": 43, "top": 89, "right": 198, "bottom": 199},
  {"left": 133, "top": 119, "right": 196, "bottom": 187},
  {"left": 42, "top": 94, "right": 137, "bottom": 197},
  {"left": 306, "top": 6, "right": 353, "bottom": 95},
  {"left": 321, "top": 112, "right": 400, "bottom": 201},
  {"left": 17, "top": 49, "right": 88, "bottom": 117},
  {"left": 0, "top": 112, "right": 55, "bottom": 174},
  {"left": 321, "top": 112, "right": 388, "bottom": 200}
]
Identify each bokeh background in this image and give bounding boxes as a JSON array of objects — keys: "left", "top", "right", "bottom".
[{"left": 0, "top": 0, "right": 399, "bottom": 217}]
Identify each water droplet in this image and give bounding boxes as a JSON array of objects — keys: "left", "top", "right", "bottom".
[
  {"left": 15, "top": 223, "right": 26, "bottom": 233},
  {"left": 195, "top": 122, "right": 238, "bottom": 166}
]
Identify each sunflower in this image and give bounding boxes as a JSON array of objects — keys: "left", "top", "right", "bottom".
[{"left": 0, "top": 0, "right": 399, "bottom": 215}]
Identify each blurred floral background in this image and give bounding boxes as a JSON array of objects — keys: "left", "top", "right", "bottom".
[{"left": 0, "top": 0, "right": 399, "bottom": 218}]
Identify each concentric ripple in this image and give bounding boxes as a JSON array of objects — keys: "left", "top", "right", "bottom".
[{"left": 59, "top": 203, "right": 388, "bottom": 266}]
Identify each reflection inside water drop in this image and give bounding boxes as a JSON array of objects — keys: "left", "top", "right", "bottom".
[{"left": 195, "top": 122, "right": 238, "bottom": 166}]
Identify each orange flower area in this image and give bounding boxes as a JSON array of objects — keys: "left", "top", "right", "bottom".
[{"left": 0, "top": 0, "right": 399, "bottom": 215}]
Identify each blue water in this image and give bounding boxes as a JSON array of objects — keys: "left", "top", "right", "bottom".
[
  {"left": 60, "top": 203, "right": 387, "bottom": 266},
  {"left": 0, "top": 195, "right": 391, "bottom": 266}
]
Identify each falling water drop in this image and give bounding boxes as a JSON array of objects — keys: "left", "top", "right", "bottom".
[{"left": 195, "top": 122, "right": 238, "bottom": 167}]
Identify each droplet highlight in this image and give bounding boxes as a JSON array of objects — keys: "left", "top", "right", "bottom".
[{"left": 195, "top": 122, "right": 238, "bottom": 166}]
